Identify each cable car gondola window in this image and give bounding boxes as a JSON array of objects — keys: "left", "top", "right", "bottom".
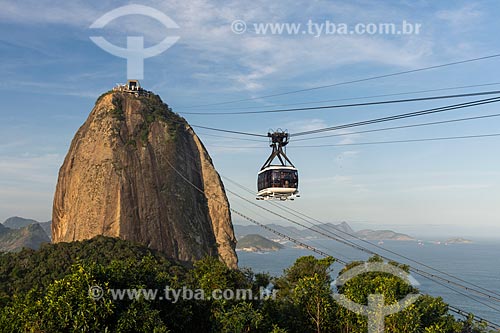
[{"left": 272, "top": 171, "right": 281, "bottom": 187}]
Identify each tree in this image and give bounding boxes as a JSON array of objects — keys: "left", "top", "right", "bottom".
[
  {"left": 214, "top": 302, "right": 263, "bottom": 333},
  {"left": 292, "top": 273, "right": 334, "bottom": 333},
  {"left": 0, "top": 263, "right": 115, "bottom": 332},
  {"left": 0, "top": 239, "right": 494, "bottom": 333},
  {"left": 267, "top": 256, "right": 336, "bottom": 333}
]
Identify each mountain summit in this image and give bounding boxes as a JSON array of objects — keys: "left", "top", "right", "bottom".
[{"left": 52, "top": 89, "right": 237, "bottom": 268}]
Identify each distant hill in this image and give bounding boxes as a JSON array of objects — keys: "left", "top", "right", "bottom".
[
  {"left": 355, "top": 229, "right": 414, "bottom": 241},
  {"left": 0, "top": 223, "right": 50, "bottom": 252},
  {"left": 234, "top": 222, "right": 354, "bottom": 239},
  {"left": 1, "top": 218, "right": 53, "bottom": 241},
  {"left": 445, "top": 237, "right": 472, "bottom": 244},
  {"left": 236, "top": 234, "right": 284, "bottom": 252},
  {"left": 234, "top": 221, "right": 414, "bottom": 241},
  {"left": 3, "top": 216, "right": 39, "bottom": 229}
]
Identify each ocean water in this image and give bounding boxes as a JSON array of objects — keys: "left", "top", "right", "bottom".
[{"left": 238, "top": 239, "right": 500, "bottom": 324}]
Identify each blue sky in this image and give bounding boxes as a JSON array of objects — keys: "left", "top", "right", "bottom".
[{"left": 1, "top": 0, "right": 500, "bottom": 238}]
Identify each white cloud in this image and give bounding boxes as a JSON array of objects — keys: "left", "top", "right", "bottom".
[
  {"left": 0, "top": 0, "right": 440, "bottom": 96},
  {"left": 336, "top": 129, "right": 361, "bottom": 145},
  {"left": 233, "top": 65, "right": 277, "bottom": 91},
  {"left": 336, "top": 150, "right": 359, "bottom": 159},
  {"left": 436, "top": 4, "right": 482, "bottom": 27},
  {"left": 0, "top": 0, "right": 100, "bottom": 26},
  {"left": 284, "top": 118, "right": 328, "bottom": 133}
]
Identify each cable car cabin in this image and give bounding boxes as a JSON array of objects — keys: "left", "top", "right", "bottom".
[
  {"left": 257, "top": 131, "right": 299, "bottom": 200},
  {"left": 257, "top": 166, "right": 299, "bottom": 200}
]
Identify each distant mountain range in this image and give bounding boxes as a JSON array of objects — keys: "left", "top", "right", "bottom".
[
  {"left": 1, "top": 217, "right": 414, "bottom": 253},
  {"left": 234, "top": 221, "right": 414, "bottom": 241},
  {"left": 0, "top": 217, "right": 51, "bottom": 252}
]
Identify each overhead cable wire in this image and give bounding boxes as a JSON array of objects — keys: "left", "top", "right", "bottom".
[
  {"left": 199, "top": 112, "right": 500, "bottom": 145},
  {"left": 176, "top": 134, "right": 352, "bottom": 262},
  {"left": 293, "top": 112, "right": 500, "bottom": 142},
  {"left": 179, "top": 90, "right": 500, "bottom": 115},
  {"left": 205, "top": 133, "right": 500, "bottom": 150},
  {"left": 162, "top": 152, "right": 500, "bottom": 327},
  {"left": 193, "top": 131, "right": 267, "bottom": 142},
  {"left": 230, "top": 208, "right": 344, "bottom": 263},
  {"left": 179, "top": 82, "right": 500, "bottom": 111},
  {"left": 173, "top": 97, "right": 500, "bottom": 139},
  {"left": 290, "top": 96, "right": 500, "bottom": 137},
  {"left": 188, "top": 124, "right": 267, "bottom": 137},
  {"left": 229, "top": 198, "right": 354, "bottom": 263},
  {"left": 231, "top": 206, "right": 500, "bottom": 330},
  {"left": 291, "top": 133, "right": 500, "bottom": 148},
  {"left": 167, "top": 117, "right": 266, "bottom": 138},
  {"left": 264, "top": 188, "right": 500, "bottom": 299},
  {"left": 224, "top": 176, "right": 500, "bottom": 299},
  {"left": 225, "top": 188, "right": 500, "bottom": 307},
  {"left": 226, "top": 188, "right": 500, "bottom": 317},
  {"left": 178, "top": 53, "right": 500, "bottom": 108}
]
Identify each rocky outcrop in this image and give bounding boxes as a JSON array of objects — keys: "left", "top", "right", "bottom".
[{"left": 52, "top": 91, "right": 237, "bottom": 268}]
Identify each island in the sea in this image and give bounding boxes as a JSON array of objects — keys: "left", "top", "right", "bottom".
[
  {"left": 236, "top": 234, "right": 284, "bottom": 252},
  {"left": 234, "top": 222, "right": 415, "bottom": 241},
  {"left": 445, "top": 237, "right": 473, "bottom": 244}
]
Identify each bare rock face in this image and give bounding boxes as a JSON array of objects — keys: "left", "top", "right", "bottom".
[{"left": 52, "top": 91, "right": 238, "bottom": 268}]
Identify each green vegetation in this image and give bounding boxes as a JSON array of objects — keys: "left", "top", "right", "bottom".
[
  {"left": 136, "top": 93, "right": 185, "bottom": 143},
  {"left": 126, "top": 139, "right": 137, "bottom": 148},
  {"left": 138, "top": 93, "right": 185, "bottom": 125},
  {"left": 107, "top": 92, "right": 186, "bottom": 145},
  {"left": 110, "top": 107, "right": 125, "bottom": 121},
  {"left": 0, "top": 237, "right": 495, "bottom": 332}
]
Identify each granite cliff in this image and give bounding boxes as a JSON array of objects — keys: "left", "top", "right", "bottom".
[{"left": 52, "top": 91, "right": 237, "bottom": 268}]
